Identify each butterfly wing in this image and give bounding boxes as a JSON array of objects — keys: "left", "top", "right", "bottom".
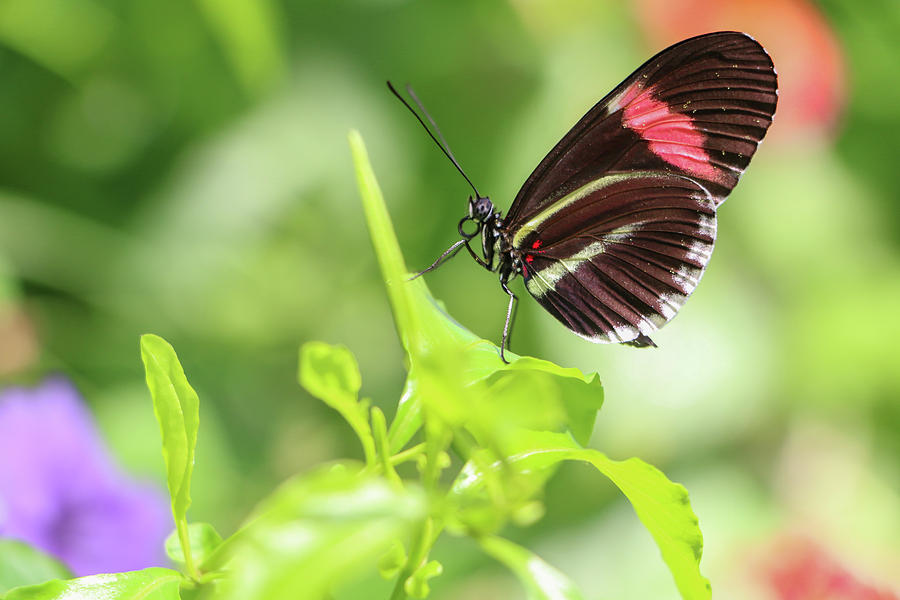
[
  {"left": 516, "top": 171, "right": 717, "bottom": 343},
  {"left": 505, "top": 31, "right": 776, "bottom": 344},
  {"left": 505, "top": 31, "right": 777, "bottom": 225}
]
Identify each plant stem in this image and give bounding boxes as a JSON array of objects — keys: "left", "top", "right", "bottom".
[
  {"left": 391, "top": 443, "right": 426, "bottom": 465},
  {"left": 389, "top": 517, "right": 436, "bottom": 600},
  {"left": 177, "top": 517, "right": 199, "bottom": 580},
  {"left": 388, "top": 424, "right": 449, "bottom": 598},
  {"left": 372, "top": 406, "right": 402, "bottom": 487},
  {"left": 349, "top": 418, "right": 378, "bottom": 469}
]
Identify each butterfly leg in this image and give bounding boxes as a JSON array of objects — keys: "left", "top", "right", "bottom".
[
  {"left": 409, "top": 239, "right": 468, "bottom": 280},
  {"left": 463, "top": 239, "right": 493, "bottom": 271},
  {"left": 499, "top": 280, "right": 518, "bottom": 364}
]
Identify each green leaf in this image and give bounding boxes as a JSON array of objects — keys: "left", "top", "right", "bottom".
[
  {"left": 377, "top": 541, "right": 407, "bottom": 580},
  {"left": 585, "top": 454, "right": 710, "bottom": 600},
  {"left": 165, "top": 522, "right": 224, "bottom": 569},
  {"left": 3, "top": 567, "right": 182, "bottom": 600},
  {"left": 0, "top": 540, "right": 70, "bottom": 594},
  {"left": 479, "top": 536, "right": 584, "bottom": 600},
  {"left": 447, "top": 449, "right": 553, "bottom": 537},
  {"left": 486, "top": 358, "right": 603, "bottom": 447},
  {"left": 209, "top": 464, "right": 425, "bottom": 600},
  {"left": 140, "top": 333, "right": 201, "bottom": 576},
  {"left": 388, "top": 373, "right": 425, "bottom": 454},
  {"left": 299, "top": 341, "right": 375, "bottom": 466},
  {"left": 473, "top": 431, "right": 711, "bottom": 600},
  {"left": 298, "top": 341, "right": 362, "bottom": 403},
  {"left": 140, "top": 333, "right": 199, "bottom": 519},
  {"left": 404, "top": 559, "right": 442, "bottom": 599},
  {"left": 349, "top": 129, "right": 482, "bottom": 362},
  {"left": 443, "top": 364, "right": 601, "bottom": 536},
  {"left": 349, "top": 130, "right": 603, "bottom": 454}
]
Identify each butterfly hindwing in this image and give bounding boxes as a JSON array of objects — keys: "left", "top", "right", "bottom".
[
  {"left": 516, "top": 171, "right": 717, "bottom": 343},
  {"left": 505, "top": 31, "right": 777, "bottom": 225}
]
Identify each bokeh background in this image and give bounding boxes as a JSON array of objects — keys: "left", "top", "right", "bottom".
[{"left": 1, "top": 0, "right": 899, "bottom": 597}]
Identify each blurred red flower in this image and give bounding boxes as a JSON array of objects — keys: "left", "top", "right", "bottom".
[
  {"left": 632, "top": 0, "right": 846, "bottom": 143},
  {"left": 766, "top": 538, "right": 898, "bottom": 600}
]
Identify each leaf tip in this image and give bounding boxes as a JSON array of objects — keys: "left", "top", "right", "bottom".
[
  {"left": 140, "top": 333, "right": 172, "bottom": 357},
  {"left": 348, "top": 129, "right": 366, "bottom": 159}
]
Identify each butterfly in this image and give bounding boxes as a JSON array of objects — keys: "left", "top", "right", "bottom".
[{"left": 390, "top": 31, "right": 778, "bottom": 362}]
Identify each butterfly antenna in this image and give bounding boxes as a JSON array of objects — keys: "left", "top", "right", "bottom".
[
  {"left": 386, "top": 81, "right": 482, "bottom": 198},
  {"left": 405, "top": 84, "right": 464, "bottom": 177}
]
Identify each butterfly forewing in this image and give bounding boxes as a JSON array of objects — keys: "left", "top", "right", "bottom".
[
  {"left": 504, "top": 31, "right": 776, "bottom": 346},
  {"left": 505, "top": 31, "right": 777, "bottom": 225}
]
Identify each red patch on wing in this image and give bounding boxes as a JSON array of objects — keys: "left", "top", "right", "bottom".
[
  {"left": 633, "top": 0, "right": 846, "bottom": 142},
  {"left": 531, "top": 240, "right": 543, "bottom": 250},
  {"left": 617, "top": 82, "right": 719, "bottom": 180},
  {"left": 525, "top": 254, "right": 534, "bottom": 263}
]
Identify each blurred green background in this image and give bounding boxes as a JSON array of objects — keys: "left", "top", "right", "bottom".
[{"left": 1, "top": 0, "right": 898, "bottom": 597}]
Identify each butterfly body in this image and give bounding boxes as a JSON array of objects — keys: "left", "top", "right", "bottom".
[{"left": 394, "top": 31, "right": 777, "bottom": 361}]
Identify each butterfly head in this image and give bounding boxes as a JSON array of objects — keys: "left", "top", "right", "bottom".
[{"left": 467, "top": 195, "right": 494, "bottom": 222}]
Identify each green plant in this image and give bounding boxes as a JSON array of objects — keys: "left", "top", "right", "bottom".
[{"left": 0, "top": 131, "right": 710, "bottom": 600}]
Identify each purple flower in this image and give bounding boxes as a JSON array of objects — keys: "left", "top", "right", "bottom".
[{"left": 0, "top": 377, "right": 171, "bottom": 576}]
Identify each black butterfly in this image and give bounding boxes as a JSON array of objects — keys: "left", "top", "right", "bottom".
[{"left": 391, "top": 31, "right": 777, "bottom": 362}]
